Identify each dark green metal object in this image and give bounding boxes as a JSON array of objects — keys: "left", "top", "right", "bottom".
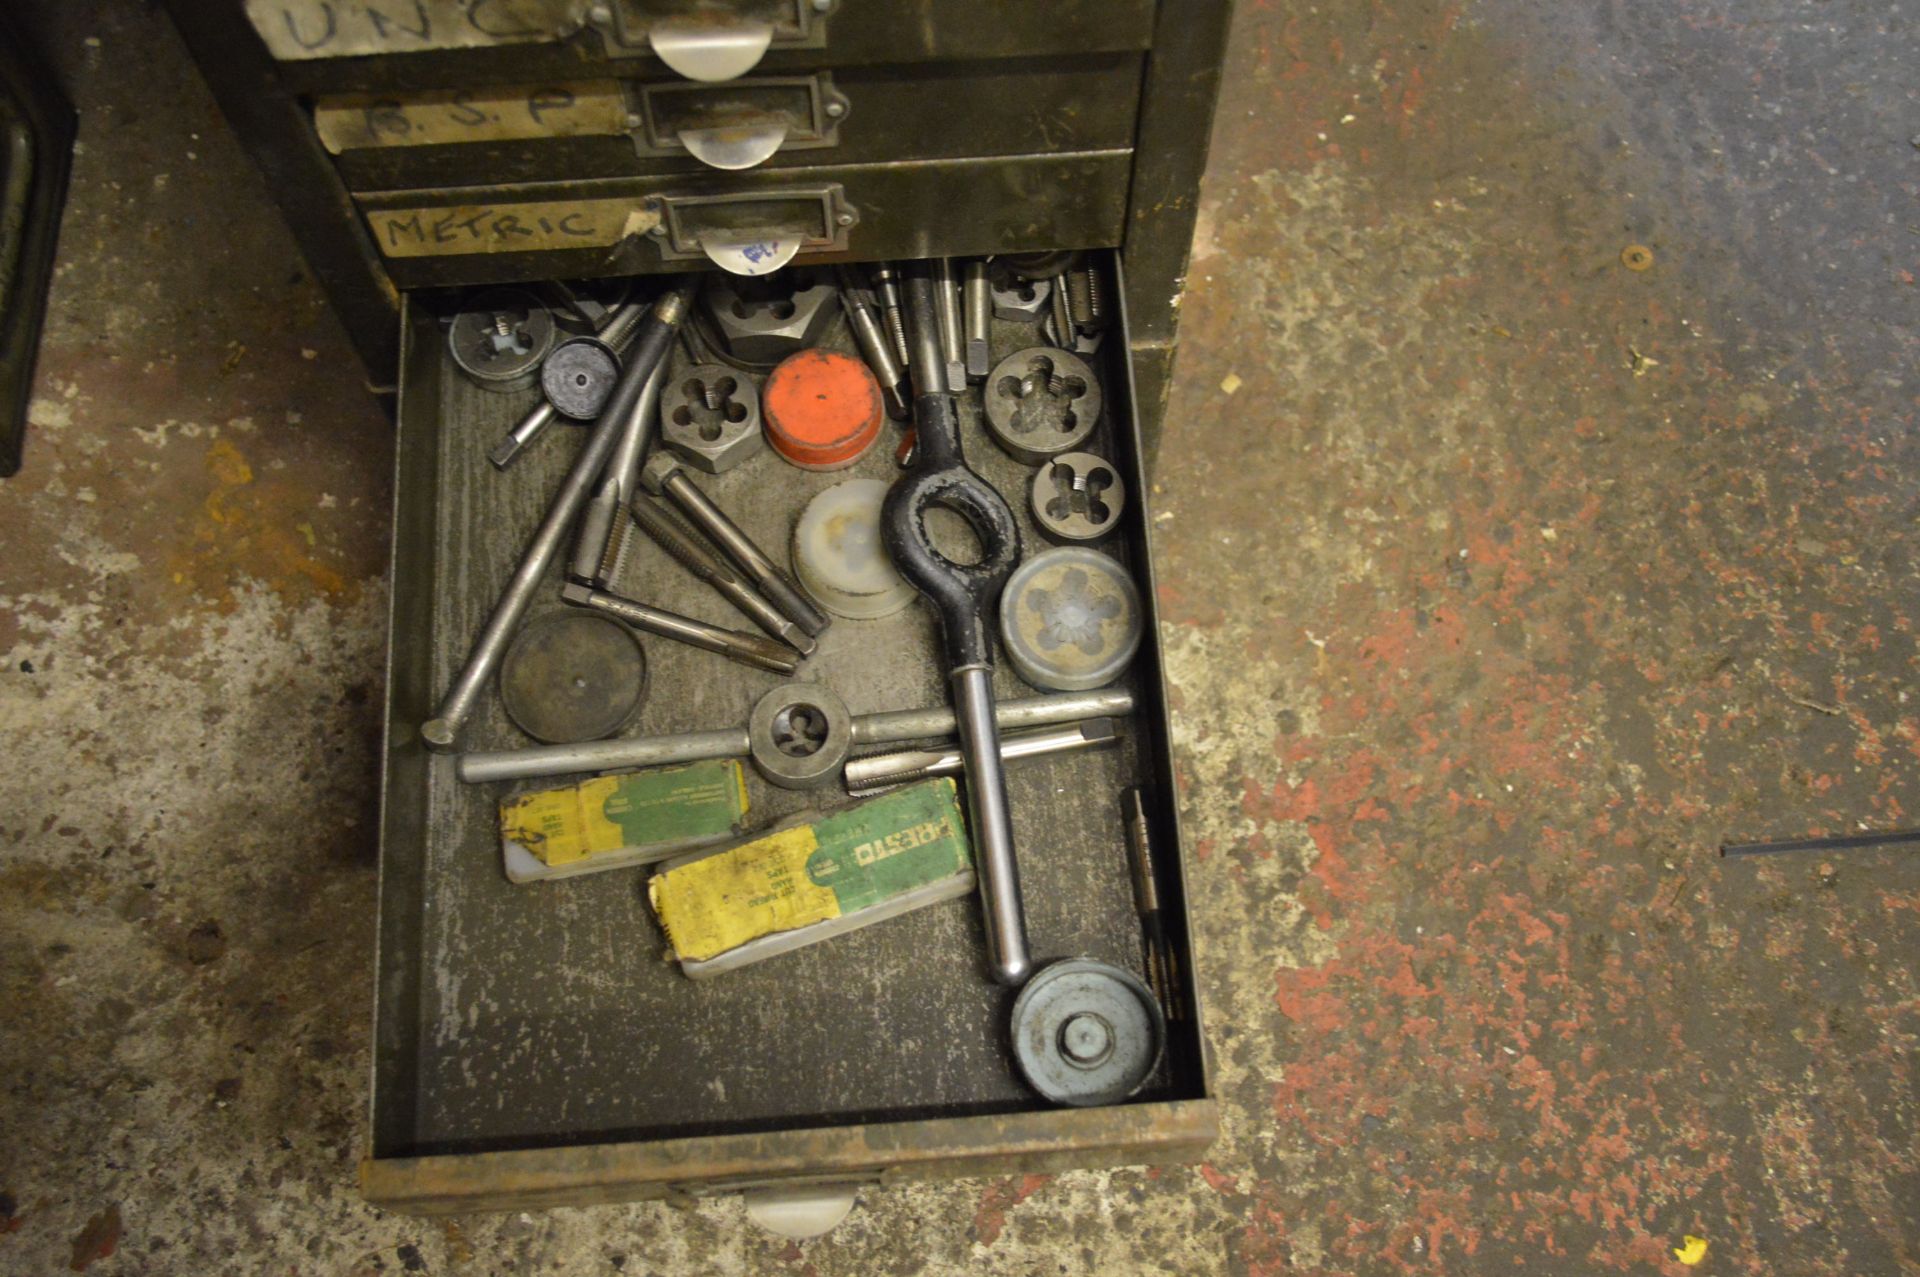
[
  {"left": 0, "top": 10, "right": 75, "bottom": 478},
  {"left": 161, "top": 0, "right": 402, "bottom": 393}
]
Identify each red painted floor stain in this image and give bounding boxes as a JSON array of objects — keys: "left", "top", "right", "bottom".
[
  {"left": 971, "top": 1173, "right": 1052, "bottom": 1248},
  {"left": 66, "top": 1205, "right": 120, "bottom": 1272}
]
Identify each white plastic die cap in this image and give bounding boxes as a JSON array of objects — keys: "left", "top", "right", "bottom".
[{"left": 792, "top": 478, "right": 917, "bottom": 620}]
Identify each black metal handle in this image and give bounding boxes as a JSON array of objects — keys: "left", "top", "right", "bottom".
[{"left": 880, "top": 267, "right": 1021, "bottom": 670}]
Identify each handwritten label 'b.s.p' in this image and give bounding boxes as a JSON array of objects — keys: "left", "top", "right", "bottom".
[{"left": 313, "top": 82, "right": 625, "bottom": 153}]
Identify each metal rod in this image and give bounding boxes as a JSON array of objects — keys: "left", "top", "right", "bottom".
[
  {"left": 629, "top": 495, "right": 814, "bottom": 654},
  {"left": 653, "top": 459, "right": 831, "bottom": 638},
  {"left": 869, "top": 262, "right": 910, "bottom": 367},
  {"left": 961, "top": 259, "right": 991, "bottom": 380},
  {"left": 456, "top": 688, "right": 1135, "bottom": 784},
  {"left": 931, "top": 257, "right": 967, "bottom": 390},
  {"left": 561, "top": 583, "right": 800, "bottom": 675},
  {"left": 597, "top": 296, "right": 650, "bottom": 350},
  {"left": 488, "top": 297, "right": 648, "bottom": 470},
  {"left": 569, "top": 360, "right": 665, "bottom": 584},
  {"left": 854, "top": 688, "right": 1132, "bottom": 745},
  {"left": 488, "top": 400, "right": 558, "bottom": 471},
  {"left": 952, "top": 665, "right": 1029, "bottom": 985},
  {"left": 1721, "top": 827, "right": 1920, "bottom": 858},
  {"left": 835, "top": 265, "right": 910, "bottom": 421},
  {"left": 460, "top": 728, "right": 751, "bottom": 784},
  {"left": 1123, "top": 787, "right": 1161, "bottom": 915},
  {"left": 906, "top": 273, "right": 949, "bottom": 398},
  {"left": 1049, "top": 272, "right": 1074, "bottom": 349},
  {"left": 844, "top": 718, "right": 1116, "bottom": 795},
  {"left": 422, "top": 282, "right": 695, "bottom": 752},
  {"left": 1124, "top": 786, "right": 1181, "bottom": 1020}
]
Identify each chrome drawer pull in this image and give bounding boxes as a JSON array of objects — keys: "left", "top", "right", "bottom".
[
  {"left": 645, "top": 184, "right": 856, "bottom": 273},
  {"left": 586, "top": 1, "right": 831, "bottom": 77},
  {"left": 632, "top": 74, "right": 847, "bottom": 170},
  {"left": 647, "top": 15, "right": 774, "bottom": 82}
]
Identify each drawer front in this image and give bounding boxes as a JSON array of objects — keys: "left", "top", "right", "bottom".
[
  {"left": 250, "top": 0, "right": 1157, "bottom": 94},
  {"left": 322, "top": 55, "right": 1144, "bottom": 190},
  {"left": 355, "top": 152, "right": 1132, "bottom": 287},
  {"left": 362, "top": 1103, "right": 1219, "bottom": 1213}
]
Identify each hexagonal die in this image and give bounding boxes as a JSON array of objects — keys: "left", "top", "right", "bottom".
[
  {"left": 702, "top": 273, "right": 840, "bottom": 365},
  {"left": 661, "top": 364, "right": 765, "bottom": 474},
  {"left": 991, "top": 275, "right": 1052, "bottom": 322}
]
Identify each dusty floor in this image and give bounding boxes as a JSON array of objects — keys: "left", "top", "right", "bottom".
[{"left": 3, "top": 0, "right": 1918, "bottom": 1273}]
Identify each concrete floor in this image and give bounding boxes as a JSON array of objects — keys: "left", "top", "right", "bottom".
[{"left": 4, "top": 0, "right": 1917, "bottom": 1272}]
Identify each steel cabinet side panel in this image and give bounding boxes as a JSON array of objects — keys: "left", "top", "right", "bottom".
[
  {"left": 369, "top": 298, "right": 443, "bottom": 1156},
  {"left": 1120, "top": 0, "right": 1234, "bottom": 463}
]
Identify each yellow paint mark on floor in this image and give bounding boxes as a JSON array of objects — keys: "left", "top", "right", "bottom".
[
  {"left": 205, "top": 438, "right": 253, "bottom": 486},
  {"left": 167, "top": 439, "right": 354, "bottom": 611}
]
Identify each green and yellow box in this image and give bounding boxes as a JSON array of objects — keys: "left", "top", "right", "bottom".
[
  {"left": 499, "top": 759, "right": 750, "bottom": 884},
  {"left": 649, "top": 778, "right": 975, "bottom": 977}
]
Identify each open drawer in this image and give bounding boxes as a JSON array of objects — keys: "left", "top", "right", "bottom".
[{"left": 363, "top": 251, "right": 1214, "bottom": 1213}]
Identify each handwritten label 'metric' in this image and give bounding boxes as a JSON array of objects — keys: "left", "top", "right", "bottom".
[
  {"left": 315, "top": 83, "right": 626, "bottom": 152},
  {"left": 363, "top": 198, "right": 657, "bottom": 258},
  {"left": 245, "top": 0, "right": 579, "bottom": 61}
]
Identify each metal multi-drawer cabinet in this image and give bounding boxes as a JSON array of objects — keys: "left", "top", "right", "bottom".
[{"left": 163, "top": 0, "right": 1231, "bottom": 1216}]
